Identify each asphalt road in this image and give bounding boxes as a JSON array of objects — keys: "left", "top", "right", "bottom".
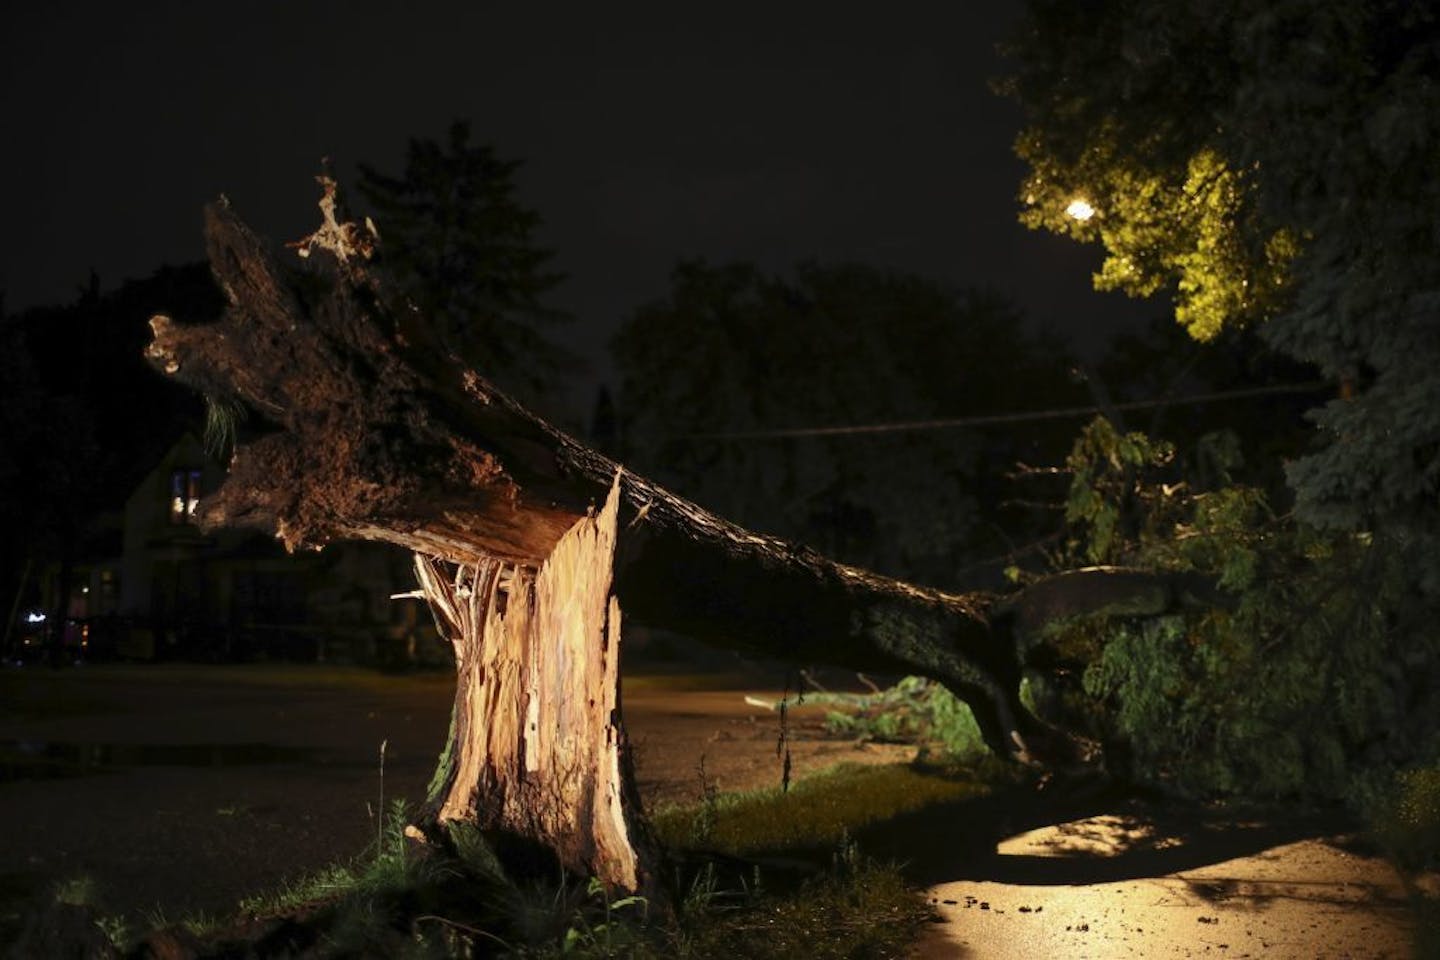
[
  {"left": 0, "top": 663, "right": 898, "bottom": 923},
  {"left": 0, "top": 663, "right": 1430, "bottom": 958}
]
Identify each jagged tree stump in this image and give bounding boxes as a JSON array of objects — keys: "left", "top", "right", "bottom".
[
  {"left": 145, "top": 182, "right": 1206, "bottom": 894},
  {"left": 412, "top": 480, "right": 651, "bottom": 889}
]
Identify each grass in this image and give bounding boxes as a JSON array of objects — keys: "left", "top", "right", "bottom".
[
  {"left": 237, "top": 862, "right": 372, "bottom": 919},
  {"left": 503, "top": 847, "right": 929, "bottom": 960},
  {"left": 507, "top": 761, "right": 989, "bottom": 958},
  {"left": 671, "top": 855, "right": 930, "bottom": 960},
  {"left": 96, "top": 761, "right": 981, "bottom": 958},
  {"left": 237, "top": 799, "right": 446, "bottom": 919},
  {"left": 652, "top": 761, "right": 989, "bottom": 856},
  {"left": 39, "top": 873, "right": 219, "bottom": 954},
  {"left": 52, "top": 874, "right": 100, "bottom": 907}
]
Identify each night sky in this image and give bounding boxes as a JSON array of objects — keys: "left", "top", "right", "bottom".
[{"left": 1, "top": 2, "right": 1154, "bottom": 398}]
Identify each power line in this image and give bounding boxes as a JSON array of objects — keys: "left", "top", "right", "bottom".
[{"left": 685, "top": 381, "right": 1331, "bottom": 441}]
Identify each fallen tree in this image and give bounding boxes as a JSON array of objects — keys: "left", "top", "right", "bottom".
[{"left": 145, "top": 182, "right": 1209, "bottom": 895}]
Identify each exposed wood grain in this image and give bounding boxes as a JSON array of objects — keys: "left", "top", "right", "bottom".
[{"left": 418, "top": 479, "right": 652, "bottom": 892}]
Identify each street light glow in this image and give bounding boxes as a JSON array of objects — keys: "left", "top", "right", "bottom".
[{"left": 1065, "top": 198, "right": 1096, "bottom": 221}]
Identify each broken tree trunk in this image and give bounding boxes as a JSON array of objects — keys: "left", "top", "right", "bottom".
[
  {"left": 414, "top": 479, "right": 653, "bottom": 890},
  {"left": 144, "top": 183, "right": 1200, "bottom": 893}
]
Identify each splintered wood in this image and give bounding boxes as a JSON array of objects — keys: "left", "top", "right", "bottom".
[{"left": 416, "top": 478, "right": 644, "bottom": 891}]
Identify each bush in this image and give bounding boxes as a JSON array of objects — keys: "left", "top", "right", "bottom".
[
  {"left": 1364, "top": 765, "right": 1440, "bottom": 874},
  {"left": 1035, "top": 418, "right": 1440, "bottom": 803}
]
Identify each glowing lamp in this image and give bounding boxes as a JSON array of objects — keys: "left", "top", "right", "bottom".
[{"left": 1065, "top": 198, "right": 1096, "bottom": 221}]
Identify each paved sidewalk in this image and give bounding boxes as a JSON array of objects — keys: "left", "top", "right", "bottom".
[{"left": 903, "top": 804, "right": 1426, "bottom": 959}]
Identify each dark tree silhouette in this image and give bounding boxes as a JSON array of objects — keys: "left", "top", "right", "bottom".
[
  {"left": 357, "top": 122, "right": 571, "bottom": 401},
  {"left": 1, "top": 265, "right": 217, "bottom": 660},
  {"left": 613, "top": 260, "right": 1086, "bottom": 587}
]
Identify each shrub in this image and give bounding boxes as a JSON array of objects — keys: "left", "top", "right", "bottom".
[{"left": 1035, "top": 418, "right": 1440, "bottom": 803}]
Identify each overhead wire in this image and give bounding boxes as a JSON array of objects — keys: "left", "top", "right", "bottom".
[{"left": 682, "top": 381, "right": 1330, "bottom": 441}]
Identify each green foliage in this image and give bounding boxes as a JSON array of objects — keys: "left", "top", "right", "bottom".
[
  {"left": 1036, "top": 418, "right": 1440, "bottom": 803},
  {"left": 613, "top": 260, "right": 1083, "bottom": 584},
  {"left": 357, "top": 121, "right": 571, "bottom": 399},
  {"left": 554, "top": 877, "right": 649, "bottom": 957},
  {"left": 685, "top": 759, "right": 721, "bottom": 848},
  {"left": 202, "top": 392, "right": 246, "bottom": 459},
  {"left": 1015, "top": 134, "right": 1295, "bottom": 342},
  {"left": 445, "top": 819, "right": 509, "bottom": 886},
  {"left": 52, "top": 875, "right": 99, "bottom": 908},
  {"left": 1004, "top": 0, "right": 1440, "bottom": 546},
  {"left": 228, "top": 799, "right": 506, "bottom": 958},
  {"left": 426, "top": 709, "right": 458, "bottom": 805},
  {"left": 47, "top": 875, "right": 217, "bottom": 953},
  {"left": 648, "top": 768, "right": 946, "bottom": 960},
  {"left": 668, "top": 856, "right": 929, "bottom": 960},
  {"left": 508, "top": 850, "right": 927, "bottom": 960},
  {"left": 236, "top": 798, "right": 437, "bottom": 919},
  {"left": 1061, "top": 418, "right": 1176, "bottom": 565},
  {"left": 95, "top": 913, "right": 131, "bottom": 950},
  {"left": 235, "top": 861, "right": 361, "bottom": 918},
  {"left": 501, "top": 874, "right": 656, "bottom": 959},
  {"left": 818, "top": 677, "right": 990, "bottom": 758},
  {"left": 1364, "top": 764, "right": 1440, "bottom": 874}
]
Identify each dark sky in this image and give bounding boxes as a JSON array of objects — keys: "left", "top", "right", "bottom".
[{"left": 1, "top": 2, "right": 1153, "bottom": 393}]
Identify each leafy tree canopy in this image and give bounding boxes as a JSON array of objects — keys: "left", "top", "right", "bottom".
[
  {"left": 1095, "top": 316, "right": 1324, "bottom": 503},
  {"left": 1003, "top": 0, "right": 1440, "bottom": 537},
  {"left": 357, "top": 122, "right": 571, "bottom": 400},
  {"left": 612, "top": 260, "right": 1084, "bottom": 587},
  {"left": 1035, "top": 417, "right": 1440, "bottom": 806}
]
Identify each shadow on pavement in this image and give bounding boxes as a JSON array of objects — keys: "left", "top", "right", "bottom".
[{"left": 853, "top": 776, "right": 1356, "bottom": 888}]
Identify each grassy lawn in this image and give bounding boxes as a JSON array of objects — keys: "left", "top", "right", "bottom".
[
  {"left": 58, "top": 761, "right": 986, "bottom": 958},
  {"left": 4, "top": 663, "right": 996, "bottom": 956},
  {"left": 652, "top": 761, "right": 987, "bottom": 856}
]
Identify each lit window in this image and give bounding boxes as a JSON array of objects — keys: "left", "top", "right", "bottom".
[{"left": 168, "top": 469, "right": 203, "bottom": 524}]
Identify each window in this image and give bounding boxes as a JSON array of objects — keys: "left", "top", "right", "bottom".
[{"left": 168, "top": 469, "right": 202, "bottom": 525}]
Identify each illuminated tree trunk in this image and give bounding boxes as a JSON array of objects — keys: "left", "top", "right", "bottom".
[
  {"left": 144, "top": 184, "right": 1205, "bottom": 892},
  {"left": 413, "top": 481, "right": 653, "bottom": 891}
]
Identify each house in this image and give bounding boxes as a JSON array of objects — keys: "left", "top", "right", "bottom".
[{"left": 33, "top": 433, "right": 444, "bottom": 665}]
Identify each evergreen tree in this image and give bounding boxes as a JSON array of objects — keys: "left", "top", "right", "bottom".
[{"left": 357, "top": 122, "right": 571, "bottom": 399}]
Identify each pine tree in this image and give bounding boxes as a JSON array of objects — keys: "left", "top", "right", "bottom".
[{"left": 357, "top": 122, "right": 571, "bottom": 399}]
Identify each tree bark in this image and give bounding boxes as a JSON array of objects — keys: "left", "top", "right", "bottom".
[
  {"left": 413, "top": 478, "right": 655, "bottom": 892},
  {"left": 144, "top": 182, "right": 1202, "bottom": 892}
]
